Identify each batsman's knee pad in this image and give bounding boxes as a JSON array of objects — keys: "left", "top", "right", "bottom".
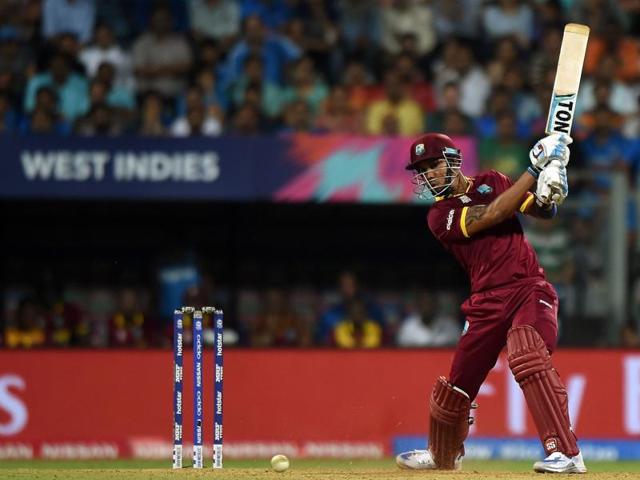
[
  {"left": 507, "top": 325, "right": 578, "bottom": 456},
  {"left": 428, "top": 376, "right": 472, "bottom": 469}
]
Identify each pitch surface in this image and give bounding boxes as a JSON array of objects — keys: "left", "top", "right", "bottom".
[{"left": 2, "top": 459, "right": 640, "bottom": 479}]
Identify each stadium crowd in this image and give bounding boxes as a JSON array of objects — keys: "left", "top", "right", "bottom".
[{"left": 2, "top": 0, "right": 640, "bottom": 349}]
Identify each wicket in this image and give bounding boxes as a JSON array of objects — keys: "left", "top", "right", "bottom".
[{"left": 172, "top": 306, "right": 224, "bottom": 469}]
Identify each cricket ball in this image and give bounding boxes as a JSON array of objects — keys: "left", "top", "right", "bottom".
[{"left": 270, "top": 454, "right": 290, "bottom": 472}]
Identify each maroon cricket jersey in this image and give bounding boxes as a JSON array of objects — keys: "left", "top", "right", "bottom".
[{"left": 427, "top": 170, "right": 544, "bottom": 294}]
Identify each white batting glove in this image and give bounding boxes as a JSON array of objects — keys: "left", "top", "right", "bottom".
[
  {"left": 529, "top": 133, "right": 572, "bottom": 173},
  {"left": 536, "top": 160, "right": 569, "bottom": 205}
]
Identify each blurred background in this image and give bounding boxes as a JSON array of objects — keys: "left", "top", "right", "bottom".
[
  {"left": 0, "top": 0, "right": 639, "bottom": 464},
  {"left": 1, "top": 0, "right": 639, "bottom": 351}
]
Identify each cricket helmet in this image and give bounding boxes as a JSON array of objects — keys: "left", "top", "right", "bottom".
[
  {"left": 406, "top": 133, "right": 460, "bottom": 170},
  {"left": 406, "top": 133, "right": 463, "bottom": 198}
]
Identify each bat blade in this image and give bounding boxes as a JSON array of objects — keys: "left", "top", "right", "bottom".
[{"left": 545, "top": 23, "right": 590, "bottom": 135}]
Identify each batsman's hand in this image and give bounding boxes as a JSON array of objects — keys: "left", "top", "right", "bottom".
[
  {"left": 536, "top": 159, "right": 568, "bottom": 206},
  {"left": 529, "top": 133, "right": 572, "bottom": 171}
]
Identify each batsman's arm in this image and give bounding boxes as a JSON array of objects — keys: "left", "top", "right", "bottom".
[
  {"left": 520, "top": 192, "right": 558, "bottom": 219},
  {"left": 462, "top": 171, "right": 536, "bottom": 237}
]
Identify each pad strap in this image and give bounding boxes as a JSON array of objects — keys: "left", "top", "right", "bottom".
[
  {"left": 507, "top": 326, "right": 579, "bottom": 456},
  {"left": 428, "top": 376, "right": 472, "bottom": 469}
]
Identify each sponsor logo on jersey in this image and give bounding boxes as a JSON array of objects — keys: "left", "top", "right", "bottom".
[
  {"left": 545, "top": 438, "right": 558, "bottom": 452},
  {"left": 415, "top": 143, "right": 425, "bottom": 156},
  {"left": 477, "top": 184, "right": 492, "bottom": 194},
  {"left": 459, "top": 195, "right": 471, "bottom": 204},
  {"left": 446, "top": 209, "right": 454, "bottom": 230},
  {"left": 539, "top": 299, "right": 553, "bottom": 310}
]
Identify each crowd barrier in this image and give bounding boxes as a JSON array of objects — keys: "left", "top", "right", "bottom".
[
  {"left": 0, "top": 134, "right": 478, "bottom": 202},
  {"left": 0, "top": 349, "right": 639, "bottom": 460}
]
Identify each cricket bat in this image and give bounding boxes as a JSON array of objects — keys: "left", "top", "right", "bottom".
[{"left": 545, "top": 23, "right": 590, "bottom": 135}]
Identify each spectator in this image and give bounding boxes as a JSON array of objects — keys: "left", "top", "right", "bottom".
[
  {"left": 231, "top": 54, "right": 283, "bottom": 118},
  {"left": 284, "top": 1, "right": 339, "bottom": 82},
  {"left": 239, "top": 0, "right": 295, "bottom": 30},
  {"left": 432, "top": 39, "right": 490, "bottom": 118},
  {"left": 335, "top": 0, "right": 381, "bottom": 56},
  {"left": 48, "top": 300, "right": 85, "bottom": 347},
  {"left": 393, "top": 52, "right": 435, "bottom": 113},
  {"left": 192, "top": 67, "right": 226, "bottom": 121},
  {"left": 364, "top": 71, "right": 423, "bottom": 136},
  {"left": 569, "top": 0, "right": 627, "bottom": 35},
  {"left": 432, "top": 0, "right": 483, "bottom": 39},
  {"left": 109, "top": 287, "right": 147, "bottom": 348},
  {"left": 333, "top": 297, "right": 383, "bottom": 348},
  {"left": 578, "top": 81, "right": 624, "bottom": 134},
  {"left": 171, "top": 92, "right": 222, "bottom": 137},
  {"left": 380, "top": 0, "right": 436, "bottom": 57},
  {"left": 12, "top": 0, "right": 43, "bottom": 45},
  {"left": 52, "top": 32, "right": 85, "bottom": 74},
  {"left": 441, "top": 110, "right": 472, "bottom": 136},
  {"left": 224, "top": 15, "right": 301, "bottom": 87},
  {"left": 249, "top": 289, "right": 308, "bottom": 347},
  {"left": 481, "top": 0, "right": 534, "bottom": 47},
  {"left": 340, "top": 59, "right": 379, "bottom": 112},
  {"left": 189, "top": 0, "right": 240, "bottom": 50},
  {"left": 529, "top": 28, "right": 562, "bottom": 90},
  {"left": 94, "top": 62, "right": 135, "bottom": 112},
  {"left": 0, "top": 93, "right": 16, "bottom": 132},
  {"left": 87, "top": 78, "right": 107, "bottom": 105},
  {"left": 280, "top": 98, "right": 315, "bottom": 133},
  {"left": 479, "top": 110, "right": 528, "bottom": 179},
  {"left": 196, "top": 37, "right": 224, "bottom": 72},
  {"left": 579, "top": 106, "right": 632, "bottom": 189},
  {"left": 426, "top": 81, "right": 471, "bottom": 133},
  {"left": 32, "top": 86, "right": 59, "bottom": 117},
  {"left": 582, "top": 22, "right": 639, "bottom": 83},
  {"left": 316, "top": 270, "right": 383, "bottom": 345},
  {"left": 23, "top": 52, "right": 89, "bottom": 121},
  {"left": 75, "top": 102, "right": 122, "bottom": 136},
  {"left": 194, "top": 39, "right": 229, "bottom": 110},
  {"left": 5, "top": 297, "right": 46, "bottom": 348},
  {"left": 486, "top": 36, "right": 520, "bottom": 87},
  {"left": 228, "top": 102, "right": 262, "bottom": 135},
  {"left": 138, "top": 90, "right": 167, "bottom": 136},
  {"left": 315, "top": 84, "right": 362, "bottom": 133},
  {"left": 475, "top": 89, "right": 527, "bottom": 139},
  {"left": 80, "top": 23, "right": 133, "bottom": 89},
  {"left": 132, "top": 6, "right": 193, "bottom": 98},
  {"left": 396, "top": 290, "right": 460, "bottom": 347},
  {"left": 0, "top": 26, "right": 35, "bottom": 100},
  {"left": 28, "top": 107, "right": 58, "bottom": 134},
  {"left": 578, "top": 55, "right": 638, "bottom": 120},
  {"left": 620, "top": 320, "right": 640, "bottom": 348},
  {"left": 501, "top": 67, "right": 539, "bottom": 128},
  {"left": 19, "top": 87, "right": 70, "bottom": 134},
  {"left": 42, "top": 0, "right": 96, "bottom": 44},
  {"left": 281, "top": 56, "right": 329, "bottom": 115}
]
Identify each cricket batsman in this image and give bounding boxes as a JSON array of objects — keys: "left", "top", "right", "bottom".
[{"left": 396, "top": 132, "right": 586, "bottom": 474}]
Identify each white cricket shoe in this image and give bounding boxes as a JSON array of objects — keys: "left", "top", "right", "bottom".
[
  {"left": 533, "top": 451, "right": 587, "bottom": 474},
  {"left": 395, "top": 449, "right": 462, "bottom": 470}
]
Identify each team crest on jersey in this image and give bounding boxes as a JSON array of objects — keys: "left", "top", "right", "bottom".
[
  {"left": 415, "top": 143, "right": 425, "bottom": 156},
  {"left": 477, "top": 184, "right": 492, "bottom": 194},
  {"left": 459, "top": 195, "right": 472, "bottom": 204}
]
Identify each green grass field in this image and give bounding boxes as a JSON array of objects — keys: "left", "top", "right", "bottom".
[{"left": 2, "top": 459, "right": 640, "bottom": 480}]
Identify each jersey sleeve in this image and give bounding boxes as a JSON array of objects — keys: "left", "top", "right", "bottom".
[
  {"left": 427, "top": 204, "right": 470, "bottom": 243},
  {"left": 490, "top": 169, "right": 535, "bottom": 214},
  {"left": 489, "top": 169, "right": 514, "bottom": 191}
]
